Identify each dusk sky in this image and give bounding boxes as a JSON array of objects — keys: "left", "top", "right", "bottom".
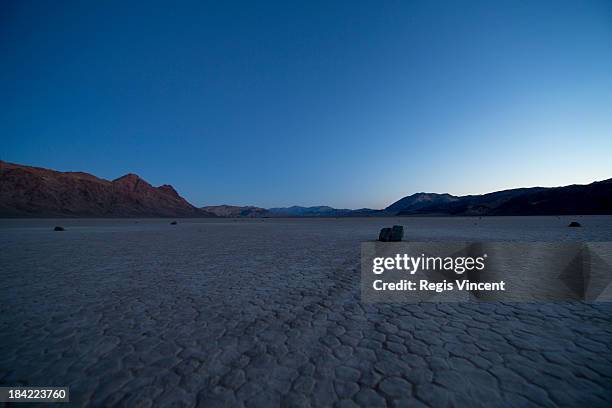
[{"left": 2, "top": 0, "right": 612, "bottom": 209}]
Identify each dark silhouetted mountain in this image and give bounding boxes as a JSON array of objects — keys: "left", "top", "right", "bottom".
[
  {"left": 385, "top": 193, "right": 459, "bottom": 213},
  {"left": 389, "top": 180, "right": 612, "bottom": 216},
  {"left": 0, "top": 161, "right": 215, "bottom": 217},
  {"left": 202, "top": 205, "right": 269, "bottom": 217},
  {"left": 488, "top": 180, "right": 612, "bottom": 215}
]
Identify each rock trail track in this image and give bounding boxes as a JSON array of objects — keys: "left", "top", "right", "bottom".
[{"left": 1, "top": 218, "right": 611, "bottom": 407}]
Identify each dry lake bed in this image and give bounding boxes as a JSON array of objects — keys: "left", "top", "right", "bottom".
[{"left": 1, "top": 217, "right": 612, "bottom": 407}]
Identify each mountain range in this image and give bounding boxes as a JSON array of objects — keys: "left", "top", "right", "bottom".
[
  {"left": 388, "top": 181, "right": 612, "bottom": 216},
  {"left": 205, "top": 180, "right": 612, "bottom": 217},
  {"left": 200, "top": 205, "right": 268, "bottom": 218},
  {"left": 0, "top": 161, "right": 214, "bottom": 217},
  {"left": 1, "top": 161, "right": 611, "bottom": 217}
]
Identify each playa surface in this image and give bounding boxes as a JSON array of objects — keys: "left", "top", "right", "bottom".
[{"left": 1, "top": 217, "right": 612, "bottom": 407}]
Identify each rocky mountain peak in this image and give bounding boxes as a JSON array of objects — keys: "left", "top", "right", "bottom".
[{"left": 0, "top": 162, "right": 212, "bottom": 217}]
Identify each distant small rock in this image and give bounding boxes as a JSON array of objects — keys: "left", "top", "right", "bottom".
[
  {"left": 170, "top": 221, "right": 178, "bottom": 225},
  {"left": 379, "top": 225, "right": 404, "bottom": 242},
  {"left": 568, "top": 221, "right": 581, "bottom": 227},
  {"left": 53, "top": 226, "right": 65, "bottom": 231}
]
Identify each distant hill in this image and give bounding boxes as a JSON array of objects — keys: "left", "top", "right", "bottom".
[
  {"left": 267, "top": 206, "right": 381, "bottom": 217},
  {"left": 201, "top": 205, "right": 381, "bottom": 218},
  {"left": 0, "top": 161, "right": 215, "bottom": 217},
  {"left": 388, "top": 181, "right": 612, "bottom": 216},
  {"left": 385, "top": 193, "right": 459, "bottom": 214},
  {"left": 202, "top": 205, "right": 269, "bottom": 217},
  {"left": 487, "top": 180, "right": 612, "bottom": 215},
  {"left": 268, "top": 206, "right": 348, "bottom": 217}
]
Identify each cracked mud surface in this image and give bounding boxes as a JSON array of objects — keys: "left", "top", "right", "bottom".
[{"left": 1, "top": 217, "right": 612, "bottom": 407}]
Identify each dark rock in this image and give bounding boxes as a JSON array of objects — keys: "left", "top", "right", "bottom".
[
  {"left": 379, "top": 225, "right": 404, "bottom": 242},
  {"left": 391, "top": 225, "right": 404, "bottom": 241},
  {"left": 53, "top": 226, "right": 65, "bottom": 231},
  {"left": 568, "top": 221, "right": 581, "bottom": 227},
  {"left": 379, "top": 228, "right": 392, "bottom": 241},
  {"left": 170, "top": 221, "right": 178, "bottom": 225}
]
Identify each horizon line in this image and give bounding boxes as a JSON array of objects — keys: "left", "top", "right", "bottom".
[{"left": 3, "top": 159, "right": 610, "bottom": 210}]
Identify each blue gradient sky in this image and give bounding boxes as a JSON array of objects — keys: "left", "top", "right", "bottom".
[{"left": 2, "top": 0, "right": 611, "bottom": 209}]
